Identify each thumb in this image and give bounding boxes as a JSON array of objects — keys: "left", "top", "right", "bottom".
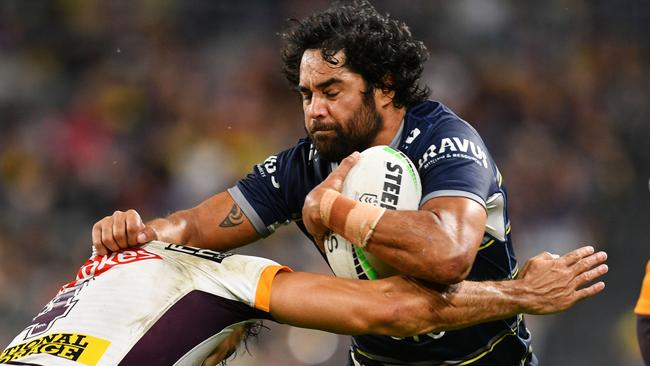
[
  {"left": 137, "top": 226, "right": 158, "bottom": 244},
  {"left": 327, "top": 151, "right": 360, "bottom": 188},
  {"left": 338, "top": 151, "right": 361, "bottom": 172}
]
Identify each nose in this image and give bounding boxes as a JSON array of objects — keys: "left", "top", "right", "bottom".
[{"left": 306, "top": 95, "right": 328, "bottom": 121}]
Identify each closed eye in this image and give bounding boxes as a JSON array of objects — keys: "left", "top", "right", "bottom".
[
  {"left": 298, "top": 86, "right": 312, "bottom": 102},
  {"left": 299, "top": 92, "right": 312, "bottom": 102}
]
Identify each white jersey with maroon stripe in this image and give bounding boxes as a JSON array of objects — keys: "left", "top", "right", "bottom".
[{"left": 1, "top": 241, "right": 289, "bottom": 366}]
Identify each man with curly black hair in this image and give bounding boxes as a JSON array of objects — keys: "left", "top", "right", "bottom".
[
  {"left": 281, "top": 1, "right": 430, "bottom": 164},
  {"left": 91, "top": 2, "right": 587, "bottom": 365}
]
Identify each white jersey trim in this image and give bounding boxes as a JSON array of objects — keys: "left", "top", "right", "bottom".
[
  {"left": 420, "top": 189, "right": 487, "bottom": 209},
  {"left": 227, "top": 186, "right": 272, "bottom": 237}
]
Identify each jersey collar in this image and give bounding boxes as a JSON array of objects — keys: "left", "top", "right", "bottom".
[{"left": 388, "top": 119, "right": 405, "bottom": 150}]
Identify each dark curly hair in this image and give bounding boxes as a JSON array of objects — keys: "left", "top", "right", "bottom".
[
  {"left": 220, "top": 321, "right": 267, "bottom": 365},
  {"left": 281, "top": 0, "right": 430, "bottom": 108}
]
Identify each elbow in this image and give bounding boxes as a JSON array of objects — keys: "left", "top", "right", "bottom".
[{"left": 431, "top": 252, "right": 474, "bottom": 285}]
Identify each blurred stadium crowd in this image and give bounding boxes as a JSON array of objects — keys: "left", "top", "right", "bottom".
[{"left": 0, "top": 1, "right": 648, "bottom": 365}]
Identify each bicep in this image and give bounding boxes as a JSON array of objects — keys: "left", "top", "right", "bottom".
[{"left": 184, "top": 191, "right": 261, "bottom": 250}]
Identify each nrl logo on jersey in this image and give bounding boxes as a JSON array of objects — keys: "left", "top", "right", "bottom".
[
  {"left": 418, "top": 137, "right": 489, "bottom": 169},
  {"left": 404, "top": 128, "right": 421, "bottom": 146}
]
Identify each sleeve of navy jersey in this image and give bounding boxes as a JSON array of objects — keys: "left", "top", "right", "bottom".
[
  {"left": 413, "top": 118, "right": 496, "bottom": 208},
  {"left": 227, "top": 141, "right": 315, "bottom": 237}
]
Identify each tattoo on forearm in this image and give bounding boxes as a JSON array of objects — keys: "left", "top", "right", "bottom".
[{"left": 219, "top": 204, "right": 244, "bottom": 227}]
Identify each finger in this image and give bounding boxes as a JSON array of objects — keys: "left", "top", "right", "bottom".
[
  {"left": 559, "top": 246, "right": 595, "bottom": 266},
  {"left": 101, "top": 222, "right": 120, "bottom": 253},
  {"left": 325, "top": 152, "right": 360, "bottom": 187},
  {"left": 92, "top": 222, "right": 108, "bottom": 256},
  {"left": 572, "top": 281, "right": 606, "bottom": 303},
  {"left": 125, "top": 210, "right": 145, "bottom": 245},
  {"left": 573, "top": 264, "right": 609, "bottom": 288},
  {"left": 534, "top": 251, "right": 556, "bottom": 260},
  {"left": 571, "top": 251, "right": 608, "bottom": 276},
  {"left": 137, "top": 226, "right": 157, "bottom": 244},
  {"left": 112, "top": 211, "right": 128, "bottom": 249}
]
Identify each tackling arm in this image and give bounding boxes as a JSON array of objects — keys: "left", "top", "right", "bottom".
[
  {"left": 92, "top": 191, "right": 260, "bottom": 255},
  {"left": 269, "top": 246, "right": 608, "bottom": 337}
]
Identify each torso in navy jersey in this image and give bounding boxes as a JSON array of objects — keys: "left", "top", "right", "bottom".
[{"left": 229, "top": 100, "right": 536, "bottom": 365}]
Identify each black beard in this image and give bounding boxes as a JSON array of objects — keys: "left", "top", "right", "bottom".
[{"left": 308, "top": 95, "right": 383, "bottom": 163}]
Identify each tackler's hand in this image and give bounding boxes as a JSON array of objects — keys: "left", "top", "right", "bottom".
[
  {"left": 516, "top": 246, "right": 608, "bottom": 314},
  {"left": 92, "top": 209, "right": 158, "bottom": 256}
]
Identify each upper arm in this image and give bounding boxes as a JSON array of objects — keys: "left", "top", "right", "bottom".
[
  {"left": 184, "top": 144, "right": 311, "bottom": 250},
  {"left": 408, "top": 119, "right": 497, "bottom": 278},
  {"left": 416, "top": 121, "right": 495, "bottom": 209},
  {"left": 227, "top": 144, "right": 314, "bottom": 237}
]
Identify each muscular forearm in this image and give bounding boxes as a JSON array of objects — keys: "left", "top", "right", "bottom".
[
  {"left": 146, "top": 211, "right": 193, "bottom": 244},
  {"left": 270, "top": 272, "right": 526, "bottom": 338},
  {"left": 363, "top": 277, "right": 531, "bottom": 337},
  {"left": 92, "top": 191, "right": 260, "bottom": 255},
  {"left": 398, "top": 246, "right": 609, "bottom": 334},
  {"left": 366, "top": 208, "right": 482, "bottom": 284},
  {"left": 147, "top": 192, "right": 260, "bottom": 251},
  {"left": 420, "top": 280, "right": 527, "bottom": 333},
  {"left": 148, "top": 210, "right": 259, "bottom": 251}
]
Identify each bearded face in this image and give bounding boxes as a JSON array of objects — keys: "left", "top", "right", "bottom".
[
  {"left": 307, "top": 91, "right": 383, "bottom": 162},
  {"left": 299, "top": 49, "right": 384, "bottom": 162}
]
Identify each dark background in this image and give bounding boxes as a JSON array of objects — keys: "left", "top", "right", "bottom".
[{"left": 0, "top": 1, "right": 648, "bottom": 365}]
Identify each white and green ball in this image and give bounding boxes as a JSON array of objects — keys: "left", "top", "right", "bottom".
[{"left": 324, "top": 145, "right": 422, "bottom": 280}]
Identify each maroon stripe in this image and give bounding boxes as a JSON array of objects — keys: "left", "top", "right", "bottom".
[
  {"left": 3, "top": 361, "right": 46, "bottom": 366},
  {"left": 118, "top": 290, "right": 270, "bottom": 365}
]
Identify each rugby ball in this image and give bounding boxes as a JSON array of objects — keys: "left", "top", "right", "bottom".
[{"left": 324, "top": 145, "right": 421, "bottom": 280}]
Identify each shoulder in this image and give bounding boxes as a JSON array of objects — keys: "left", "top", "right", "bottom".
[
  {"left": 265, "top": 137, "right": 331, "bottom": 187},
  {"left": 274, "top": 138, "right": 315, "bottom": 162},
  {"left": 406, "top": 101, "right": 482, "bottom": 140},
  {"left": 261, "top": 138, "right": 322, "bottom": 177},
  {"left": 400, "top": 101, "right": 490, "bottom": 168}
]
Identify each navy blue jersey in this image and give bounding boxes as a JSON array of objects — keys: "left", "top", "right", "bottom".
[{"left": 228, "top": 101, "right": 535, "bottom": 365}]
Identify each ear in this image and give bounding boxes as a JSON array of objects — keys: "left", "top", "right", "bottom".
[
  {"left": 375, "top": 74, "right": 396, "bottom": 108},
  {"left": 374, "top": 88, "right": 394, "bottom": 108}
]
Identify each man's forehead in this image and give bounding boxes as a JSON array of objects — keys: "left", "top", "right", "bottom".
[
  {"left": 302, "top": 49, "right": 347, "bottom": 66},
  {"left": 299, "top": 49, "right": 351, "bottom": 84}
]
